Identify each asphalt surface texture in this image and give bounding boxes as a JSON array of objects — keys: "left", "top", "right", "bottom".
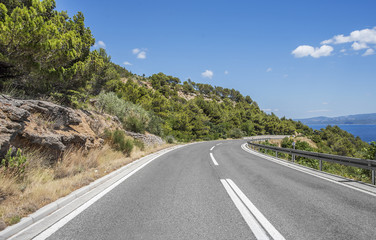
[{"left": 45, "top": 140, "right": 376, "bottom": 240}]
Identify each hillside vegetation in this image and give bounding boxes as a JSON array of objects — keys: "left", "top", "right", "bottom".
[{"left": 1, "top": 0, "right": 374, "bottom": 151}]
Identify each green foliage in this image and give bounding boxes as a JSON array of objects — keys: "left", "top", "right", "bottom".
[
  {"left": 96, "top": 92, "right": 150, "bottom": 134},
  {"left": 146, "top": 113, "right": 164, "bottom": 136},
  {"left": 0, "top": 0, "right": 94, "bottom": 96},
  {"left": 104, "top": 130, "right": 133, "bottom": 156},
  {"left": 123, "top": 115, "right": 145, "bottom": 133},
  {"left": 1, "top": 147, "right": 27, "bottom": 176},
  {"left": 363, "top": 141, "right": 376, "bottom": 160},
  {"left": 227, "top": 128, "right": 244, "bottom": 139},
  {"left": 310, "top": 125, "right": 368, "bottom": 158},
  {"left": 165, "top": 135, "right": 175, "bottom": 144},
  {"left": 8, "top": 215, "right": 21, "bottom": 225}
]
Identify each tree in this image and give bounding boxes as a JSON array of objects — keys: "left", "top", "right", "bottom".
[{"left": 0, "top": 0, "right": 94, "bottom": 95}]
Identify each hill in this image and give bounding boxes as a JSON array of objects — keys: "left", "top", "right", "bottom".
[
  {"left": 296, "top": 113, "right": 376, "bottom": 125},
  {"left": 0, "top": 0, "right": 372, "bottom": 151}
]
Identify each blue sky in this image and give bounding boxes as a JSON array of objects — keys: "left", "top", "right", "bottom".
[{"left": 56, "top": 0, "right": 376, "bottom": 119}]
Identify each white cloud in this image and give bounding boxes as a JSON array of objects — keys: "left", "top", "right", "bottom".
[
  {"left": 201, "top": 70, "right": 213, "bottom": 79},
  {"left": 137, "top": 51, "right": 146, "bottom": 59},
  {"left": 321, "top": 34, "right": 351, "bottom": 45},
  {"left": 352, "top": 42, "right": 368, "bottom": 50},
  {"left": 224, "top": 70, "right": 229, "bottom": 75},
  {"left": 132, "top": 48, "right": 147, "bottom": 59},
  {"left": 123, "top": 61, "right": 132, "bottom": 66},
  {"left": 320, "top": 39, "right": 333, "bottom": 45},
  {"left": 297, "top": 27, "right": 376, "bottom": 58},
  {"left": 363, "top": 48, "right": 375, "bottom": 56},
  {"left": 322, "top": 27, "right": 376, "bottom": 56},
  {"left": 292, "top": 45, "right": 314, "bottom": 58},
  {"left": 323, "top": 27, "right": 376, "bottom": 45},
  {"left": 266, "top": 67, "right": 272, "bottom": 72},
  {"left": 132, "top": 48, "right": 140, "bottom": 54},
  {"left": 311, "top": 45, "right": 334, "bottom": 58},
  {"left": 322, "top": 102, "right": 328, "bottom": 105},
  {"left": 292, "top": 45, "right": 333, "bottom": 58},
  {"left": 94, "top": 40, "right": 106, "bottom": 49}
]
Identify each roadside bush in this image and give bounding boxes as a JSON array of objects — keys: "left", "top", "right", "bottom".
[
  {"left": 166, "top": 135, "right": 175, "bottom": 144},
  {"left": 104, "top": 130, "right": 134, "bottom": 156},
  {"left": 146, "top": 113, "right": 164, "bottom": 136},
  {"left": 96, "top": 92, "right": 127, "bottom": 117},
  {"left": 112, "top": 130, "right": 134, "bottom": 156},
  {"left": 227, "top": 128, "right": 244, "bottom": 139},
  {"left": 0, "top": 148, "right": 27, "bottom": 177},
  {"left": 123, "top": 116, "right": 145, "bottom": 133},
  {"left": 96, "top": 92, "right": 151, "bottom": 134}
]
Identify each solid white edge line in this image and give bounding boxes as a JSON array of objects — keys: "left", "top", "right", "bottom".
[
  {"left": 241, "top": 143, "right": 376, "bottom": 198},
  {"left": 226, "top": 179, "right": 285, "bottom": 240},
  {"left": 220, "top": 179, "right": 269, "bottom": 240},
  {"left": 210, "top": 146, "right": 215, "bottom": 151},
  {"left": 216, "top": 143, "right": 222, "bottom": 146},
  {"left": 210, "top": 152, "right": 219, "bottom": 166},
  {"left": 32, "top": 151, "right": 173, "bottom": 240}
]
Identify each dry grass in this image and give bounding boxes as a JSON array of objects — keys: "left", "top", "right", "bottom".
[
  {"left": 268, "top": 139, "right": 283, "bottom": 147},
  {"left": 266, "top": 137, "right": 318, "bottom": 149},
  {"left": 294, "top": 136, "right": 317, "bottom": 148},
  {"left": 0, "top": 143, "right": 174, "bottom": 230}
]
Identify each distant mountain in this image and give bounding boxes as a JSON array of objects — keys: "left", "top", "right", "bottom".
[{"left": 295, "top": 113, "right": 376, "bottom": 125}]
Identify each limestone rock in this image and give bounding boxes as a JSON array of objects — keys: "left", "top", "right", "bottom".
[
  {"left": 125, "top": 131, "right": 165, "bottom": 146},
  {"left": 0, "top": 95, "right": 112, "bottom": 159},
  {"left": 0, "top": 95, "right": 165, "bottom": 160}
]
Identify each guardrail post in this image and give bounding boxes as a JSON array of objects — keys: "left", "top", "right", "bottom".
[
  {"left": 292, "top": 142, "right": 295, "bottom": 163},
  {"left": 319, "top": 160, "right": 322, "bottom": 171},
  {"left": 372, "top": 152, "right": 376, "bottom": 185}
]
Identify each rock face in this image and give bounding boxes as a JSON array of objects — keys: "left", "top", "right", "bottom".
[
  {"left": 125, "top": 131, "right": 165, "bottom": 146},
  {"left": 0, "top": 95, "right": 119, "bottom": 159},
  {"left": 0, "top": 95, "right": 165, "bottom": 160}
]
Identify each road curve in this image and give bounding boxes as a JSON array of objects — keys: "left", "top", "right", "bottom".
[{"left": 33, "top": 140, "right": 376, "bottom": 240}]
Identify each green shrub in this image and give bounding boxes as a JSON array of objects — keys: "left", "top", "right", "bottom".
[
  {"left": 166, "top": 135, "right": 175, "bottom": 144},
  {"left": 123, "top": 115, "right": 146, "bottom": 133},
  {"left": 111, "top": 130, "right": 134, "bottom": 156},
  {"left": 227, "top": 128, "right": 244, "bottom": 139},
  {"left": 103, "top": 129, "right": 134, "bottom": 156},
  {"left": 146, "top": 113, "right": 164, "bottom": 136},
  {"left": 1, "top": 148, "right": 27, "bottom": 177},
  {"left": 96, "top": 92, "right": 151, "bottom": 134}
]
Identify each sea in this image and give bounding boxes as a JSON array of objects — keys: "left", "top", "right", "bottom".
[{"left": 307, "top": 124, "right": 376, "bottom": 143}]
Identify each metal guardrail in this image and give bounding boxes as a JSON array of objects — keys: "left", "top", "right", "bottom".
[{"left": 247, "top": 140, "right": 376, "bottom": 185}]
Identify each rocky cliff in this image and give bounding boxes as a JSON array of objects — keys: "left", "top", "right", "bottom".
[{"left": 0, "top": 95, "right": 164, "bottom": 160}]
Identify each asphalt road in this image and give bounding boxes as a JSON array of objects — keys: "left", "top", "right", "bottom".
[{"left": 43, "top": 140, "right": 376, "bottom": 240}]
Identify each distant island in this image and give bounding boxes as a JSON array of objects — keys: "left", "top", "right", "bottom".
[{"left": 295, "top": 113, "right": 376, "bottom": 125}]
